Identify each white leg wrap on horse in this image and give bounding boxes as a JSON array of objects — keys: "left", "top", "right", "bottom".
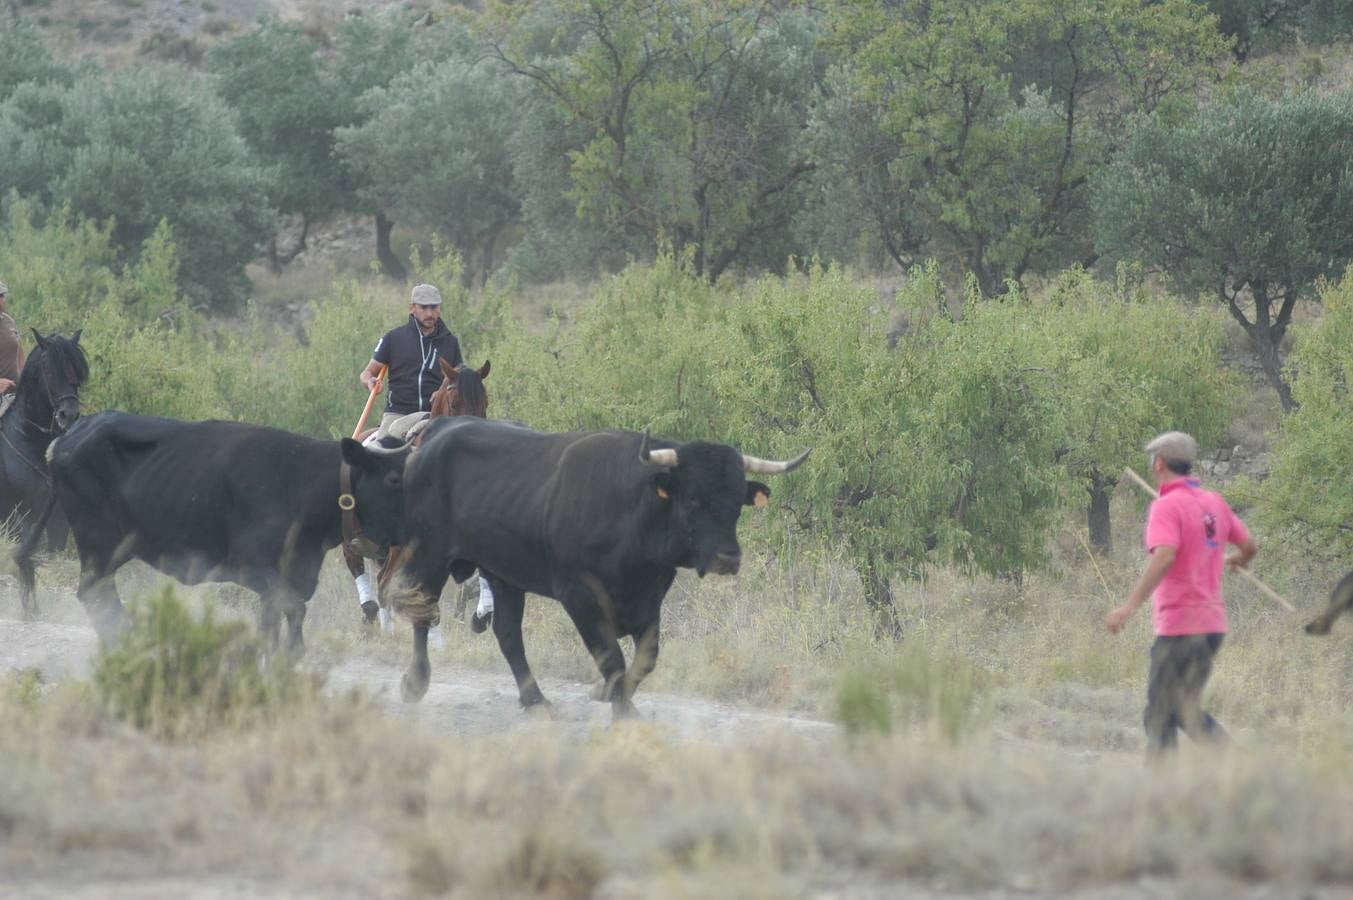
[
  {"left": 378, "top": 606, "right": 394, "bottom": 634},
  {"left": 355, "top": 572, "right": 374, "bottom": 608},
  {"left": 476, "top": 577, "right": 495, "bottom": 617}
]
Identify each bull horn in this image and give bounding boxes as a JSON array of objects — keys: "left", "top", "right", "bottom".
[
  {"left": 742, "top": 448, "right": 811, "bottom": 475},
  {"left": 363, "top": 439, "right": 413, "bottom": 456},
  {"left": 638, "top": 430, "right": 679, "bottom": 467}
]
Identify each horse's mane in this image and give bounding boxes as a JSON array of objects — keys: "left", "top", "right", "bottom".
[{"left": 18, "top": 333, "right": 90, "bottom": 393}]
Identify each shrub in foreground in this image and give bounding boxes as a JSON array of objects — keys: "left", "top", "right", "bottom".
[{"left": 93, "top": 587, "right": 319, "bottom": 738}]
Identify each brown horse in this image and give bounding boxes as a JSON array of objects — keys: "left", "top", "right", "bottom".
[{"left": 344, "top": 359, "right": 489, "bottom": 628}]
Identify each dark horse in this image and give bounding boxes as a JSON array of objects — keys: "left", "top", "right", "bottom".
[
  {"left": 2, "top": 331, "right": 90, "bottom": 617},
  {"left": 344, "top": 358, "right": 490, "bottom": 627}
]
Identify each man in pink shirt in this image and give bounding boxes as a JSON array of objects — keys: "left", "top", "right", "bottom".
[{"left": 1105, "top": 431, "right": 1259, "bottom": 758}]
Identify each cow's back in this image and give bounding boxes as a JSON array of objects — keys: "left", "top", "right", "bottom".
[
  {"left": 409, "top": 419, "right": 651, "bottom": 590},
  {"left": 51, "top": 412, "right": 338, "bottom": 578}
]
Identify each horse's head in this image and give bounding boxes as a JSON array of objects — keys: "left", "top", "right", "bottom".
[
  {"left": 429, "top": 358, "right": 490, "bottom": 420},
  {"left": 19, "top": 330, "right": 89, "bottom": 433}
]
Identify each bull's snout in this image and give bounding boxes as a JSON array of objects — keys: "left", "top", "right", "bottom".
[{"left": 706, "top": 547, "right": 742, "bottom": 576}]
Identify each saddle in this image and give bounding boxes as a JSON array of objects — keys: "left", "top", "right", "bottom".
[{"left": 360, "top": 410, "right": 429, "bottom": 447}]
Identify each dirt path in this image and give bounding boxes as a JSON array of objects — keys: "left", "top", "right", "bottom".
[{"left": 0, "top": 611, "right": 834, "bottom": 744}]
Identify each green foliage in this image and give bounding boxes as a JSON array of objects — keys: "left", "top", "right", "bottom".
[
  {"left": 207, "top": 18, "right": 348, "bottom": 223},
  {"left": 93, "top": 587, "right": 318, "bottom": 739},
  {"left": 1207, "top": 0, "right": 1353, "bottom": 61},
  {"left": 1092, "top": 86, "right": 1353, "bottom": 409},
  {"left": 336, "top": 52, "right": 522, "bottom": 281},
  {"left": 0, "top": 65, "right": 276, "bottom": 311},
  {"left": 1250, "top": 271, "right": 1353, "bottom": 561},
  {"left": 819, "top": 0, "right": 1224, "bottom": 292},
  {"left": 836, "top": 647, "right": 987, "bottom": 743},
  {"left": 0, "top": 13, "right": 71, "bottom": 104},
  {"left": 1038, "top": 266, "right": 1235, "bottom": 520},
  {"left": 488, "top": 0, "right": 822, "bottom": 280}
]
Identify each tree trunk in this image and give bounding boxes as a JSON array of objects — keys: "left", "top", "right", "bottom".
[
  {"left": 375, "top": 212, "right": 406, "bottom": 281},
  {"left": 1087, "top": 470, "right": 1115, "bottom": 555},
  {"left": 1254, "top": 330, "right": 1296, "bottom": 412},
  {"left": 859, "top": 555, "right": 902, "bottom": 641}
]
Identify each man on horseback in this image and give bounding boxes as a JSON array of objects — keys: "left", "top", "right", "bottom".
[
  {"left": 359, "top": 283, "right": 463, "bottom": 431},
  {"left": 353, "top": 283, "right": 469, "bottom": 640},
  {"left": 0, "top": 280, "right": 25, "bottom": 418}
]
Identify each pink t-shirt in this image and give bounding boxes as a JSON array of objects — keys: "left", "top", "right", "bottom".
[{"left": 1144, "top": 477, "right": 1250, "bottom": 636}]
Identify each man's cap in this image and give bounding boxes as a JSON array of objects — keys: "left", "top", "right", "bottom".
[
  {"left": 0, "top": 280, "right": 8, "bottom": 295},
  {"left": 410, "top": 283, "right": 442, "bottom": 307},
  {"left": 1145, "top": 431, "right": 1198, "bottom": 464}
]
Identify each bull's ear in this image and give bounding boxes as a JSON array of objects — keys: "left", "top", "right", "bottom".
[
  {"left": 653, "top": 470, "right": 674, "bottom": 501},
  {"left": 744, "top": 481, "right": 771, "bottom": 508},
  {"left": 340, "top": 437, "right": 369, "bottom": 468}
]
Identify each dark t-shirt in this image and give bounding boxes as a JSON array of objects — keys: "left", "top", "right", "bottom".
[{"left": 372, "top": 316, "right": 463, "bottom": 415}]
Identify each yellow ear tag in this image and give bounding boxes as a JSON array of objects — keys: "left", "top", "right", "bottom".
[
  {"left": 753, "top": 490, "right": 769, "bottom": 508},
  {"left": 656, "top": 487, "right": 670, "bottom": 500}
]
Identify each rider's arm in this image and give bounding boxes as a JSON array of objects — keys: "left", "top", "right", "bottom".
[{"left": 360, "top": 358, "right": 384, "bottom": 391}]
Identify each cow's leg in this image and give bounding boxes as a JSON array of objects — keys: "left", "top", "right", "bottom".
[
  {"left": 487, "top": 578, "right": 548, "bottom": 710},
  {"left": 560, "top": 597, "right": 635, "bottom": 720},
  {"left": 620, "top": 618, "right": 661, "bottom": 705},
  {"left": 343, "top": 543, "right": 379, "bottom": 626},
  {"left": 401, "top": 622, "right": 433, "bottom": 703},
  {"left": 258, "top": 595, "right": 283, "bottom": 651},
  {"left": 76, "top": 555, "right": 125, "bottom": 646},
  {"left": 282, "top": 596, "right": 308, "bottom": 658}
]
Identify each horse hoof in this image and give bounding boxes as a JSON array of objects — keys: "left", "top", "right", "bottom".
[
  {"left": 470, "top": 611, "right": 492, "bottom": 634},
  {"left": 1306, "top": 619, "right": 1331, "bottom": 636},
  {"left": 361, "top": 600, "right": 379, "bottom": 625},
  {"left": 587, "top": 679, "right": 611, "bottom": 702},
  {"left": 612, "top": 700, "right": 641, "bottom": 721}
]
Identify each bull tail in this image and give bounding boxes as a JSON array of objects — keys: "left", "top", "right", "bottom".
[{"left": 1306, "top": 571, "right": 1353, "bottom": 636}]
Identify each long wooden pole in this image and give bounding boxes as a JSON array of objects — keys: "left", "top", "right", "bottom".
[
  {"left": 352, "top": 364, "right": 388, "bottom": 440},
  {"left": 1122, "top": 466, "right": 1295, "bottom": 612}
]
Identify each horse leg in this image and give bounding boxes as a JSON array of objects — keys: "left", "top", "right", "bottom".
[
  {"left": 17, "top": 544, "right": 38, "bottom": 621},
  {"left": 282, "top": 595, "right": 307, "bottom": 659},
  {"left": 342, "top": 543, "right": 378, "bottom": 626}
]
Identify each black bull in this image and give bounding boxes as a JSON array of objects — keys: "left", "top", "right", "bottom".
[
  {"left": 392, "top": 416, "right": 809, "bottom": 718},
  {"left": 15, "top": 412, "right": 409, "bottom": 648}
]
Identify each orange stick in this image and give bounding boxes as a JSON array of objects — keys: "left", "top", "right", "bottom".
[
  {"left": 1123, "top": 466, "right": 1294, "bottom": 612},
  {"left": 352, "top": 364, "right": 387, "bottom": 440}
]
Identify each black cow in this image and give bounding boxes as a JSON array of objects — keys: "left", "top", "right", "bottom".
[
  {"left": 393, "top": 416, "right": 808, "bottom": 718},
  {"left": 15, "top": 412, "right": 410, "bottom": 649}
]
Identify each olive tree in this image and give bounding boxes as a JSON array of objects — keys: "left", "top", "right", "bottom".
[{"left": 1093, "top": 86, "right": 1353, "bottom": 411}]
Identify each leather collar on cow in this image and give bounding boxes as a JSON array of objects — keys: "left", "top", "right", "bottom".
[{"left": 339, "top": 461, "right": 383, "bottom": 558}]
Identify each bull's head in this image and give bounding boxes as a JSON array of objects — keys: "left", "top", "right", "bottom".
[
  {"left": 639, "top": 432, "right": 809, "bottom": 577},
  {"left": 341, "top": 437, "right": 413, "bottom": 552}
]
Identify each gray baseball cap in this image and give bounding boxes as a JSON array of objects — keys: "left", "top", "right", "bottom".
[
  {"left": 1144, "top": 431, "right": 1198, "bottom": 464},
  {"left": 410, "top": 283, "right": 442, "bottom": 307},
  {"left": 0, "top": 280, "right": 8, "bottom": 295}
]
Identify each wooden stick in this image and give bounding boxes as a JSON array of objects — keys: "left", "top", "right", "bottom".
[
  {"left": 352, "top": 364, "right": 388, "bottom": 440},
  {"left": 1122, "top": 466, "right": 1295, "bottom": 612}
]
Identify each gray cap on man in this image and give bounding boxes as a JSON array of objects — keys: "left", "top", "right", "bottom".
[
  {"left": 0, "top": 280, "right": 8, "bottom": 295},
  {"left": 1144, "top": 431, "right": 1198, "bottom": 464},
  {"left": 410, "top": 283, "right": 442, "bottom": 307}
]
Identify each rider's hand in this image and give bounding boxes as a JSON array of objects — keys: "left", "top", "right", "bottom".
[{"left": 0, "top": 378, "right": 15, "bottom": 394}]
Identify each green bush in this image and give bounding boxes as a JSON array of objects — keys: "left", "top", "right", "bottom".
[
  {"left": 836, "top": 645, "right": 987, "bottom": 743},
  {"left": 92, "top": 587, "right": 318, "bottom": 739}
]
